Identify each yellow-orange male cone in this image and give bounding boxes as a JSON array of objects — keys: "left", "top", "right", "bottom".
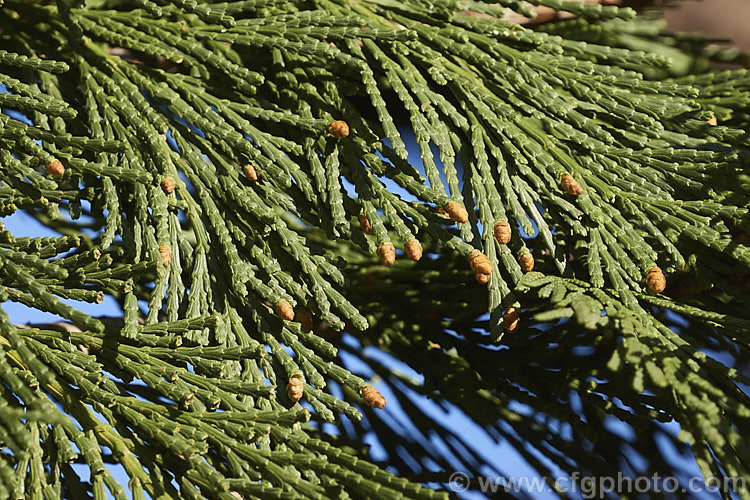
[
  {"left": 361, "top": 386, "right": 386, "bottom": 409},
  {"left": 328, "top": 120, "right": 349, "bottom": 139}
]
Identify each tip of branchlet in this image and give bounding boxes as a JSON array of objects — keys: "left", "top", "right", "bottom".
[
  {"left": 328, "top": 120, "right": 350, "bottom": 139},
  {"left": 445, "top": 201, "right": 469, "bottom": 223},
  {"left": 361, "top": 385, "right": 386, "bottom": 409},
  {"left": 276, "top": 300, "right": 295, "bottom": 321},
  {"left": 158, "top": 245, "right": 172, "bottom": 267},
  {"left": 359, "top": 213, "right": 374, "bottom": 235},
  {"left": 377, "top": 243, "right": 396, "bottom": 266},
  {"left": 160, "top": 177, "right": 175, "bottom": 194},
  {"left": 561, "top": 173, "right": 583, "bottom": 196},
  {"left": 519, "top": 252, "right": 534, "bottom": 272},
  {"left": 243, "top": 164, "right": 258, "bottom": 182},
  {"left": 494, "top": 221, "right": 512, "bottom": 245},
  {"left": 295, "top": 309, "right": 314, "bottom": 330},
  {"left": 474, "top": 272, "right": 490, "bottom": 284},
  {"left": 286, "top": 374, "right": 304, "bottom": 403},
  {"left": 46, "top": 157, "right": 65, "bottom": 177},
  {"left": 405, "top": 240, "right": 423, "bottom": 261},
  {"left": 646, "top": 267, "right": 666, "bottom": 294},
  {"left": 469, "top": 250, "right": 493, "bottom": 275},
  {"left": 503, "top": 307, "right": 520, "bottom": 332}
]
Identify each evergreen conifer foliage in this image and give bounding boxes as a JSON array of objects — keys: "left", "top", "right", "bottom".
[{"left": 1, "top": 0, "right": 750, "bottom": 498}]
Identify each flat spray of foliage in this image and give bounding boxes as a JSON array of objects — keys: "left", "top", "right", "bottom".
[{"left": 1, "top": 0, "right": 750, "bottom": 498}]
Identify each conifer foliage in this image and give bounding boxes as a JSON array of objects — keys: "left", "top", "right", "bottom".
[{"left": 1, "top": 0, "right": 750, "bottom": 498}]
